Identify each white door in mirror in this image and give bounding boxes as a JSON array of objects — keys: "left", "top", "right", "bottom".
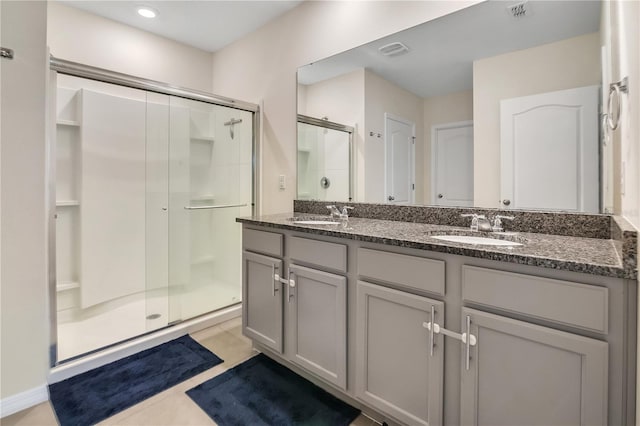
[
  {"left": 500, "top": 86, "right": 599, "bottom": 212},
  {"left": 432, "top": 121, "right": 473, "bottom": 207},
  {"left": 384, "top": 114, "right": 415, "bottom": 204}
]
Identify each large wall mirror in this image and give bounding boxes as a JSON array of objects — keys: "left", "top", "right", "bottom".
[{"left": 297, "top": 0, "right": 611, "bottom": 213}]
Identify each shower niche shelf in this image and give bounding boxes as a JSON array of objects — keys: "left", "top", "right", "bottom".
[
  {"left": 190, "top": 194, "right": 216, "bottom": 202},
  {"left": 57, "top": 281, "right": 80, "bottom": 292},
  {"left": 56, "top": 200, "right": 80, "bottom": 207},
  {"left": 55, "top": 86, "right": 82, "bottom": 315},
  {"left": 190, "top": 135, "right": 215, "bottom": 143},
  {"left": 57, "top": 119, "right": 80, "bottom": 127},
  {"left": 191, "top": 255, "right": 215, "bottom": 266}
]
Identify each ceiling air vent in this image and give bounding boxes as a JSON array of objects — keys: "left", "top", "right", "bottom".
[
  {"left": 507, "top": 1, "right": 530, "bottom": 19},
  {"left": 378, "top": 42, "right": 409, "bottom": 57}
]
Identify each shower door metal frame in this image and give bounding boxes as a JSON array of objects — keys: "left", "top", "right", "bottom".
[
  {"left": 296, "top": 114, "right": 355, "bottom": 202},
  {"left": 47, "top": 56, "right": 260, "bottom": 367}
]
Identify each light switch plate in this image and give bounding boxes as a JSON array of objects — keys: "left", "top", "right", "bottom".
[{"left": 278, "top": 174, "right": 286, "bottom": 190}]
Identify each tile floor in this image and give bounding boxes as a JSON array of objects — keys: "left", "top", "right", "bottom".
[{"left": 1, "top": 317, "right": 376, "bottom": 426}]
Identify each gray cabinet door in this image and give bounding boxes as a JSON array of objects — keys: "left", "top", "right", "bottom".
[
  {"left": 356, "top": 281, "right": 444, "bottom": 426},
  {"left": 460, "top": 308, "right": 608, "bottom": 426},
  {"left": 242, "top": 251, "right": 283, "bottom": 353},
  {"left": 287, "top": 264, "right": 347, "bottom": 389}
]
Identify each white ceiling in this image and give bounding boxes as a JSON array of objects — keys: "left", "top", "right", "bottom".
[
  {"left": 298, "top": 1, "right": 601, "bottom": 98},
  {"left": 57, "top": 0, "right": 303, "bottom": 53}
]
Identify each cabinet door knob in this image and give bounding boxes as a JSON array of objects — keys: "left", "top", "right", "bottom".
[
  {"left": 502, "top": 199, "right": 511, "bottom": 206},
  {"left": 438, "top": 194, "right": 443, "bottom": 199},
  {"left": 388, "top": 195, "right": 395, "bottom": 201}
]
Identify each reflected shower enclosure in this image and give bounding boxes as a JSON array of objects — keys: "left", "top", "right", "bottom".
[
  {"left": 52, "top": 72, "right": 254, "bottom": 362},
  {"left": 297, "top": 115, "right": 353, "bottom": 201}
]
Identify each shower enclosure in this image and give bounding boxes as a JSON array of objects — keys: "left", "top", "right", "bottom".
[
  {"left": 297, "top": 115, "right": 353, "bottom": 201},
  {"left": 50, "top": 59, "right": 256, "bottom": 362}
]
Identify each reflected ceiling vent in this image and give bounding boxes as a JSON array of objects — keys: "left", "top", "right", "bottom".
[
  {"left": 378, "top": 42, "right": 409, "bottom": 57},
  {"left": 507, "top": 1, "right": 531, "bottom": 19}
]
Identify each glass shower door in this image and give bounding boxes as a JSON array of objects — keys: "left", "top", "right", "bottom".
[
  {"left": 297, "top": 120, "right": 351, "bottom": 201},
  {"left": 54, "top": 74, "right": 170, "bottom": 361},
  {"left": 168, "top": 97, "right": 252, "bottom": 322}
]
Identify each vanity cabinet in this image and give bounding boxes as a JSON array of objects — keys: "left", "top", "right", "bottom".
[
  {"left": 242, "top": 228, "right": 285, "bottom": 353},
  {"left": 460, "top": 266, "right": 610, "bottom": 425},
  {"left": 242, "top": 251, "right": 284, "bottom": 353},
  {"left": 287, "top": 264, "right": 347, "bottom": 389},
  {"left": 240, "top": 223, "right": 636, "bottom": 426},
  {"left": 460, "top": 308, "right": 608, "bottom": 426},
  {"left": 355, "top": 281, "right": 444, "bottom": 426},
  {"left": 242, "top": 228, "right": 348, "bottom": 390}
]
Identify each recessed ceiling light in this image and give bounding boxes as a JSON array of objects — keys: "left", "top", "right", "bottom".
[{"left": 137, "top": 7, "right": 157, "bottom": 18}]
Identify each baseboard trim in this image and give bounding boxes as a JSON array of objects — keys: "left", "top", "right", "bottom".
[{"left": 0, "top": 385, "right": 49, "bottom": 418}]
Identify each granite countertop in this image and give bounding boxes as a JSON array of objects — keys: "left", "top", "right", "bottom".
[{"left": 237, "top": 213, "right": 637, "bottom": 280}]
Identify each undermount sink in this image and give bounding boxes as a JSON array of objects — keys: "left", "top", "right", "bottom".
[
  {"left": 288, "top": 216, "right": 340, "bottom": 225},
  {"left": 292, "top": 220, "right": 340, "bottom": 225},
  {"left": 431, "top": 235, "right": 523, "bottom": 246}
]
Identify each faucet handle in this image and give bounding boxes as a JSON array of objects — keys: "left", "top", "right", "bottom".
[
  {"left": 492, "top": 215, "right": 515, "bottom": 232},
  {"left": 326, "top": 205, "right": 340, "bottom": 218},
  {"left": 460, "top": 213, "right": 480, "bottom": 231},
  {"left": 341, "top": 206, "right": 354, "bottom": 215}
]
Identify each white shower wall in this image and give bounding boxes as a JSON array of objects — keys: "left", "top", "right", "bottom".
[
  {"left": 297, "top": 122, "right": 350, "bottom": 201},
  {"left": 54, "top": 74, "right": 253, "bottom": 361}
]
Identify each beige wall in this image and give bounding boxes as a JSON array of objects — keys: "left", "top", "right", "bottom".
[
  {"left": 298, "top": 69, "right": 365, "bottom": 200},
  {"left": 473, "top": 32, "right": 601, "bottom": 208},
  {"left": 601, "top": 1, "right": 640, "bottom": 423},
  {"left": 423, "top": 90, "right": 473, "bottom": 203},
  {"left": 210, "top": 0, "right": 480, "bottom": 214},
  {"left": 1, "top": 0, "right": 49, "bottom": 399},
  {"left": 364, "top": 70, "right": 424, "bottom": 203},
  {"left": 47, "top": 2, "right": 213, "bottom": 92}
]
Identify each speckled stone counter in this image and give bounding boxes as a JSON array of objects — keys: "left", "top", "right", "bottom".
[
  {"left": 294, "top": 200, "right": 612, "bottom": 238},
  {"left": 237, "top": 213, "right": 637, "bottom": 280}
]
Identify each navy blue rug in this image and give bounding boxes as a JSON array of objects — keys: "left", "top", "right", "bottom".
[
  {"left": 49, "top": 335, "right": 223, "bottom": 426},
  {"left": 186, "top": 353, "right": 360, "bottom": 425}
]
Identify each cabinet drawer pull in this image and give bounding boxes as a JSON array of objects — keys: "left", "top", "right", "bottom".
[
  {"left": 423, "top": 321, "right": 477, "bottom": 347},
  {"left": 465, "top": 315, "right": 472, "bottom": 371},
  {"left": 429, "top": 306, "right": 436, "bottom": 356},
  {"left": 288, "top": 269, "right": 295, "bottom": 302},
  {"left": 272, "top": 266, "right": 279, "bottom": 296},
  {"left": 273, "top": 266, "right": 289, "bottom": 296}
]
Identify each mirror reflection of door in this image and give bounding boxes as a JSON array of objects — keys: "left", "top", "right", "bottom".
[
  {"left": 384, "top": 114, "right": 415, "bottom": 204},
  {"left": 500, "top": 85, "right": 599, "bottom": 213},
  {"left": 431, "top": 121, "right": 474, "bottom": 206}
]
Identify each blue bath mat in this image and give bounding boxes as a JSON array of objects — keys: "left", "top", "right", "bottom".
[
  {"left": 49, "top": 335, "right": 223, "bottom": 426},
  {"left": 186, "top": 353, "right": 360, "bottom": 425}
]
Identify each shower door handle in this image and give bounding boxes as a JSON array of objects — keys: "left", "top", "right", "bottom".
[{"left": 184, "top": 203, "right": 248, "bottom": 210}]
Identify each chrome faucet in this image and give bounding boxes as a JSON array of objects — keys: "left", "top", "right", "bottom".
[
  {"left": 460, "top": 214, "right": 492, "bottom": 232},
  {"left": 326, "top": 205, "right": 354, "bottom": 221}
]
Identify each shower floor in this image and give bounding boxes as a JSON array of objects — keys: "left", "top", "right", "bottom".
[{"left": 57, "top": 282, "right": 241, "bottom": 362}]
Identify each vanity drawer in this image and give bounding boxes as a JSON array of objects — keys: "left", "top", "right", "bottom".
[
  {"left": 358, "top": 248, "right": 445, "bottom": 296},
  {"left": 462, "top": 266, "right": 608, "bottom": 333},
  {"left": 243, "top": 228, "right": 283, "bottom": 257},
  {"left": 290, "top": 236, "right": 347, "bottom": 273}
]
